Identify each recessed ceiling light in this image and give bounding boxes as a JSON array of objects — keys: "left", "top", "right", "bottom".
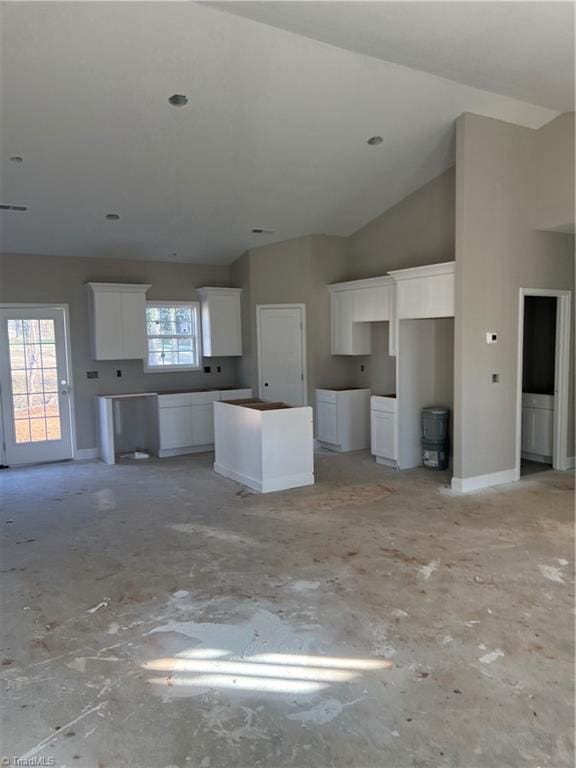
[
  {"left": 9, "top": 156, "right": 23, "bottom": 163},
  {"left": 168, "top": 94, "right": 188, "bottom": 107},
  {"left": 105, "top": 213, "right": 120, "bottom": 220},
  {"left": 251, "top": 227, "right": 275, "bottom": 234},
  {"left": 367, "top": 136, "right": 383, "bottom": 146}
]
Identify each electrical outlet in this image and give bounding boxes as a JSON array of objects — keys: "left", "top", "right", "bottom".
[
  {"left": 492, "top": 373, "right": 499, "bottom": 383},
  {"left": 86, "top": 371, "right": 99, "bottom": 379},
  {"left": 360, "top": 364, "right": 365, "bottom": 372},
  {"left": 116, "top": 369, "right": 122, "bottom": 378},
  {"left": 217, "top": 365, "right": 222, "bottom": 373}
]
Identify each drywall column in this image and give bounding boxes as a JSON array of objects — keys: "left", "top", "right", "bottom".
[{"left": 453, "top": 112, "right": 574, "bottom": 490}]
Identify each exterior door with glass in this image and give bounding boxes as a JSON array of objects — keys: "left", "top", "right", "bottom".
[{"left": 0, "top": 307, "right": 73, "bottom": 465}]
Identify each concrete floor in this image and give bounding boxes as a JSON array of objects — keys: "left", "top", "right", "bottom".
[{"left": 0, "top": 451, "right": 573, "bottom": 768}]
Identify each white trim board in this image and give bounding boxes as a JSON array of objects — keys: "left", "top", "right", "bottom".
[
  {"left": 515, "top": 288, "right": 571, "bottom": 475},
  {"left": 451, "top": 468, "right": 519, "bottom": 493}
]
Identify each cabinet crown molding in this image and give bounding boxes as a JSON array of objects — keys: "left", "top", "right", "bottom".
[
  {"left": 388, "top": 261, "right": 455, "bottom": 282},
  {"left": 328, "top": 275, "right": 393, "bottom": 292},
  {"left": 197, "top": 286, "right": 243, "bottom": 296},
  {"left": 85, "top": 282, "right": 151, "bottom": 293}
]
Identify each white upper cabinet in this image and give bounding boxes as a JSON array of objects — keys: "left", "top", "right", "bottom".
[
  {"left": 329, "top": 276, "right": 393, "bottom": 355},
  {"left": 330, "top": 287, "right": 371, "bottom": 355},
  {"left": 352, "top": 279, "right": 393, "bottom": 323},
  {"left": 197, "top": 287, "right": 242, "bottom": 357},
  {"left": 87, "top": 283, "right": 150, "bottom": 360},
  {"left": 388, "top": 261, "right": 455, "bottom": 319}
]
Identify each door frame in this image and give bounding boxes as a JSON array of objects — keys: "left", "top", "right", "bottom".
[
  {"left": 515, "top": 288, "right": 572, "bottom": 474},
  {"left": 256, "top": 304, "right": 308, "bottom": 405},
  {"left": 0, "top": 303, "right": 77, "bottom": 465}
]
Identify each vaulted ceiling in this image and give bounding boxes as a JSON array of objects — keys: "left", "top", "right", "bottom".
[{"left": 0, "top": 2, "right": 568, "bottom": 264}]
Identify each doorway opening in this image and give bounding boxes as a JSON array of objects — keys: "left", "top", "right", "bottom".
[{"left": 516, "top": 289, "right": 571, "bottom": 477}]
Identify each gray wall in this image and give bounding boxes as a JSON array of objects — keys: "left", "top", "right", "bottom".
[
  {"left": 345, "top": 167, "right": 456, "bottom": 397},
  {"left": 454, "top": 112, "right": 575, "bottom": 479},
  {"left": 346, "top": 167, "right": 455, "bottom": 279},
  {"left": 0, "top": 253, "right": 236, "bottom": 450},
  {"left": 232, "top": 235, "right": 354, "bottom": 404}
]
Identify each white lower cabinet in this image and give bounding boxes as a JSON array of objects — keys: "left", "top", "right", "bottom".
[
  {"left": 214, "top": 401, "right": 314, "bottom": 493},
  {"left": 371, "top": 396, "right": 397, "bottom": 467},
  {"left": 159, "top": 405, "right": 194, "bottom": 450},
  {"left": 521, "top": 393, "right": 554, "bottom": 462},
  {"left": 156, "top": 389, "right": 252, "bottom": 457},
  {"left": 316, "top": 388, "right": 371, "bottom": 452}
]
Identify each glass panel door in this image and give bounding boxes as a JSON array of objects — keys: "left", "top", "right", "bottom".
[{"left": 0, "top": 307, "right": 73, "bottom": 465}]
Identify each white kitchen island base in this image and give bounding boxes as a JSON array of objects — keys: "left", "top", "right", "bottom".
[{"left": 214, "top": 400, "right": 314, "bottom": 493}]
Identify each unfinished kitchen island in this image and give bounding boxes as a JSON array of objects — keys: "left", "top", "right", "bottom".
[{"left": 214, "top": 399, "right": 314, "bottom": 493}]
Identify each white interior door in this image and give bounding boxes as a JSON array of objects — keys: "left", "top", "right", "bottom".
[
  {"left": 0, "top": 307, "right": 73, "bottom": 465},
  {"left": 257, "top": 305, "right": 306, "bottom": 405}
]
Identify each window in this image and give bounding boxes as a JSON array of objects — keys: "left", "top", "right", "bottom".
[{"left": 145, "top": 302, "right": 201, "bottom": 371}]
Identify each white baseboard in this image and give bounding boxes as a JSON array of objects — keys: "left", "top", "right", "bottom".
[
  {"left": 158, "top": 444, "right": 214, "bottom": 458},
  {"left": 451, "top": 468, "right": 519, "bottom": 493},
  {"left": 214, "top": 462, "right": 314, "bottom": 494},
  {"left": 74, "top": 447, "right": 99, "bottom": 461},
  {"left": 375, "top": 455, "right": 397, "bottom": 468}
]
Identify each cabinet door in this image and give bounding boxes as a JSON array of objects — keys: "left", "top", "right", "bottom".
[
  {"left": 331, "top": 291, "right": 370, "bottom": 355},
  {"left": 190, "top": 403, "right": 215, "bottom": 446},
  {"left": 317, "top": 400, "right": 338, "bottom": 444},
  {"left": 93, "top": 291, "right": 123, "bottom": 359},
  {"left": 371, "top": 411, "right": 396, "bottom": 459},
  {"left": 203, "top": 293, "right": 242, "bottom": 356},
  {"left": 159, "top": 406, "right": 193, "bottom": 449},
  {"left": 120, "top": 291, "right": 147, "bottom": 359},
  {"left": 522, "top": 407, "right": 553, "bottom": 455}
]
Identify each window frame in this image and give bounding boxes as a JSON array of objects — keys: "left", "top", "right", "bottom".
[{"left": 144, "top": 300, "right": 202, "bottom": 373}]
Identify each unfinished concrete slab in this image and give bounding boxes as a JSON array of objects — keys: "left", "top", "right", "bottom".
[{"left": 0, "top": 452, "right": 573, "bottom": 767}]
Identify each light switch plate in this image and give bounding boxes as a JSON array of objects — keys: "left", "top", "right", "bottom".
[{"left": 486, "top": 332, "right": 498, "bottom": 344}]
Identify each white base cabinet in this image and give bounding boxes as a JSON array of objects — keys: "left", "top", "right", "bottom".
[
  {"left": 214, "top": 401, "right": 314, "bottom": 493},
  {"left": 316, "top": 387, "right": 371, "bottom": 452},
  {"left": 371, "top": 395, "right": 398, "bottom": 467},
  {"left": 521, "top": 393, "right": 554, "bottom": 462},
  {"left": 156, "top": 388, "right": 252, "bottom": 457}
]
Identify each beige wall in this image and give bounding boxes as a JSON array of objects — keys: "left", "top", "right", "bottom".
[
  {"left": 0, "top": 253, "right": 236, "bottom": 450},
  {"left": 343, "top": 166, "right": 456, "bottom": 396},
  {"left": 532, "top": 112, "right": 575, "bottom": 232},
  {"left": 346, "top": 167, "right": 455, "bottom": 279},
  {"left": 454, "top": 112, "right": 575, "bottom": 480},
  {"left": 232, "top": 235, "right": 353, "bottom": 403}
]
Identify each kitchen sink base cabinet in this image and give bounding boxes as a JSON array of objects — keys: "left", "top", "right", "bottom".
[
  {"left": 156, "top": 388, "right": 253, "bottom": 458},
  {"left": 214, "top": 401, "right": 314, "bottom": 493}
]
